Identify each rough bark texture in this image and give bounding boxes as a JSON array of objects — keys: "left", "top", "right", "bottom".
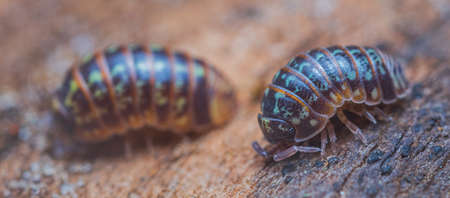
[{"left": 0, "top": 0, "right": 448, "bottom": 197}]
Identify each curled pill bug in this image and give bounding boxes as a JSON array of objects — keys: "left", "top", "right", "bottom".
[
  {"left": 53, "top": 44, "right": 236, "bottom": 142},
  {"left": 252, "top": 45, "right": 410, "bottom": 161}
]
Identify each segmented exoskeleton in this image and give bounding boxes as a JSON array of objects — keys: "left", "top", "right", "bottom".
[
  {"left": 253, "top": 45, "right": 410, "bottom": 161},
  {"left": 54, "top": 44, "right": 236, "bottom": 142}
]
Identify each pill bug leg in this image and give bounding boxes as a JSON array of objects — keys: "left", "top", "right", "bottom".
[
  {"left": 362, "top": 111, "right": 377, "bottom": 124},
  {"left": 320, "top": 122, "right": 339, "bottom": 155},
  {"left": 347, "top": 108, "right": 377, "bottom": 124},
  {"left": 252, "top": 141, "right": 269, "bottom": 159},
  {"left": 320, "top": 130, "right": 328, "bottom": 156},
  {"left": 273, "top": 145, "right": 321, "bottom": 161},
  {"left": 369, "top": 107, "right": 392, "bottom": 121},
  {"left": 124, "top": 135, "right": 133, "bottom": 158},
  {"left": 336, "top": 110, "right": 368, "bottom": 144},
  {"left": 326, "top": 122, "right": 337, "bottom": 152},
  {"left": 253, "top": 141, "right": 321, "bottom": 161},
  {"left": 145, "top": 137, "right": 153, "bottom": 153}
]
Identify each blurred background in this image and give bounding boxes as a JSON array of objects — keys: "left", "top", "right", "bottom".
[{"left": 0, "top": 0, "right": 448, "bottom": 197}]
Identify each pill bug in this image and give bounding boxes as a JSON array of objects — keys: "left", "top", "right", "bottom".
[
  {"left": 252, "top": 45, "right": 410, "bottom": 161},
  {"left": 53, "top": 44, "right": 236, "bottom": 142}
]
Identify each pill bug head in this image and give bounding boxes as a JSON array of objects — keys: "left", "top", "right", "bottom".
[
  {"left": 207, "top": 67, "right": 237, "bottom": 128},
  {"left": 51, "top": 66, "right": 104, "bottom": 142},
  {"left": 257, "top": 114, "right": 296, "bottom": 144},
  {"left": 380, "top": 52, "right": 410, "bottom": 99},
  {"left": 392, "top": 59, "right": 410, "bottom": 98},
  {"left": 52, "top": 86, "right": 76, "bottom": 136}
]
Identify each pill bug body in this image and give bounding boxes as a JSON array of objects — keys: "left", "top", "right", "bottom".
[
  {"left": 253, "top": 45, "right": 410, "bottom": 161},
  {"left": 54, "top": 44, "right": 236, "bottom": 142}
]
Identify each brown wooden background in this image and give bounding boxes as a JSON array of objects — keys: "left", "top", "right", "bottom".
[{"left": 0, "top": 0, "right": 448, "bottom": 197}]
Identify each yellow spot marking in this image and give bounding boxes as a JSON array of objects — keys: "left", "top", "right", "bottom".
[
  {"left": 194, "top": 66, "right": 205, "bottom": 77},
  {"left": 137, "top": 62, "right": 148, "bottom": 72},
  {"left": 371, "top": 89, "right": 378, "bottom": 99},
  {"left": 82, "top": 54, "right": 93, "bottom": 64},
  {"left": 69, "top": 81, "right": 78, "bottom": 93},
  {"left": 94, "top": 89, "right": 103, "bottom": 98},
  {"left": 330, "top": 93, "right": 338, "bottom": 103},
  {"left": 154, "top": 61, "right": 166, "bottom": 72},
  {"left": 155, "top": 92, "right": 167, "bottom": 105},
  {"left": 64, "top": 81, "right": 79, "bottom": 107},
  {"left": 176, "top": 98, "right": 186, "bottom": 112},
  {"left": 64, "top": 98, "right": 73, "bottom": 108},
  {"left": 310, "top": 119, "right": 318, "bottom": 127},
  {"left": 111, "top": 64, "right": 125, "bottom": 76},
  {"left": 115, "top": 83, "right": 125, "bottom": 95},
  {"left": 354, "top": 89, "right": 361, "bottom": 97},
  {"left": 291, "top": 117, "right": 301, "bottom": 125},
  {"left": 88, "top": 71, "right": 103, "bottom": 84}
]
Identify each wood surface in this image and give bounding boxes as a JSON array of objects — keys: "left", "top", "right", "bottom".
[{"left": 0, "top": 0, "right": 448, "bottom": 197}]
